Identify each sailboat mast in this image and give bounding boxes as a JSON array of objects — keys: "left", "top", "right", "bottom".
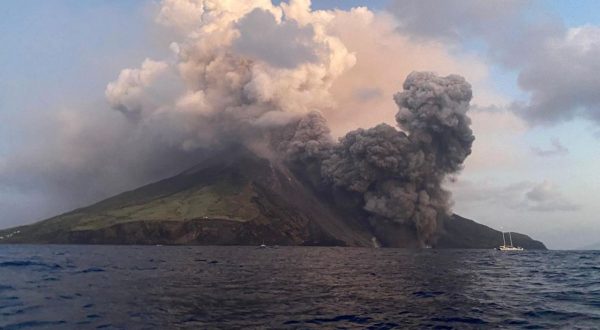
[
  {"left": 502, "top": 232, "right": 506, "bottom": 246},
  {"left": 509, "top": 232, "right": 513, "bottom": 246}
]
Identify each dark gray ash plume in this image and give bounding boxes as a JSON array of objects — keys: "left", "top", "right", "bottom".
[
  {"left": 276, "top": 111, "right": 334, "bottom": 162},
  {"left": 395, "top": 72, "right": 474, "bottom": 173},
  {"left": 283, "top": 72, "right": 474, "bottom": 245}
]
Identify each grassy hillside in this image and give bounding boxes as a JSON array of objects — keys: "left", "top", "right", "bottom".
[
  {"left": 71, "top": 178, "right": 259, "bottom": 231},
  {"left": 0, "top": 162, "right": 258, "bottom": 240},
  {"left": 0, "top": 148, "right": 546, "bottom": 249},
  {"left": 0, "top": 149, "right": 374, "bottom": 246}
]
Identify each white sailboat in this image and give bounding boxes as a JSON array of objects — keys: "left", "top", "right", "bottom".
[{"left": 497, "top": 231, "right": 524, "bottom": 251}]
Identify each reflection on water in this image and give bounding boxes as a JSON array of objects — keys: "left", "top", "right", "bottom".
[{"left": 1, "top": 245, "right": 600, "bottom": 329}]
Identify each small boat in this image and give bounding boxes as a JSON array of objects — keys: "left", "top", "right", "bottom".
[{"left": 497, "top": 231, "right": 524, "bottom": 251}]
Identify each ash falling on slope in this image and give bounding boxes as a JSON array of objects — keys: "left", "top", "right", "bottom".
[{"left": 280, "top": 72, "right": 474, "bottom": 244}]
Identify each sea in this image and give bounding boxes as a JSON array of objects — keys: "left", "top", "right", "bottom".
[{"left": 1, "top": 246, "right": 599, "bottom": 329}]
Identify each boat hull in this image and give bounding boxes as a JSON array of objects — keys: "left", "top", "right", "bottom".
[{"left": 497, "top": 246, "right": 524, "bottom": 251}]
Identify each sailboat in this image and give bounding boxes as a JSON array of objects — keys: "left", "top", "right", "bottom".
[{"left": 497, "top": 231, "right": 524, "bottom": 251}]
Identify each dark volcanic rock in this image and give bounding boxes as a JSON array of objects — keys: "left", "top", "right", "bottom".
[
  {"left": 0, "top": 149, "right": 546, "bottom": 249},
  {"left": 436, "top": 215, "right": 546, "bottom": 249}
]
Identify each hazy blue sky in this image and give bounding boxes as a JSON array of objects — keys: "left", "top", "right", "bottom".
[{"left": 1, "top": 0, "right": 600, "bottom": 249}]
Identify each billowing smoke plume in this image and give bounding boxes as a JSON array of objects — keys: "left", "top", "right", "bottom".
[
  {"left": 106, "top": 2, "right": 475, "bottom": 244},
  {"left": 309, "top": 72, "right": 474, "bottom": 243},
  {"left": 266, "top": 72, "right": 474, "bottom": 244},
  {"left": 105, "top": 0, "right": 355, "bottom": 153},
  {"left": 395, "top": 72, "right": 474, "bottom": 173}
]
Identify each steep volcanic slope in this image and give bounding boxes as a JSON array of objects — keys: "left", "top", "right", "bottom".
[
  {"left": 0, "top": 150, "right": 545, "bottom": 249},
  {"left": 0, "top": 150, "right": 377, "bottom": 246},
  {"left": 437, "top": 215, "right": 546, "bottom": 249}
]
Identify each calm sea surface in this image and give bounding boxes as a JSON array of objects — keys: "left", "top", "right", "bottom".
[{"left": 0, "top": 245, "right": 599, "bottom": 329}]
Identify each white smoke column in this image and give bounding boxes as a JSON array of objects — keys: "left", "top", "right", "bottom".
[{"left": 106, "top": 0, "right": 355, "bottom": 151}]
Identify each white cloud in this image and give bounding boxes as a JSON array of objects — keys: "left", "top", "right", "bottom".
[
  {"left": 105, "top": 58, "right": 173, "bottom": 118},
  {"left": 450, "top": 179, "right": 580, "bottom": 213},
  {"left": 322, "top": 7, "right": 493, "bottom": 136},
  {"left": 389, "top": 0, "right": 600, "bottom": 127},
  {"left": 460, "top": 105, "right": 529, "bottom": 171},
  {"left": 531, "top": 138, "right": 568, "bottom": 157}
]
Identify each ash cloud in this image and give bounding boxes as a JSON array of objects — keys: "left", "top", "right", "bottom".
[
  {"left": 233, "top": 9, "right": 321, "bottom": 69},
  {"left": 313, "top": 72, "right": 474, "bottom": 243},
  {"left": 106, "top": 1, "right": 356, "bottom": 153},
  {"left": 0, "top": 1, "right": 475, "bottom": 245},
  {"left": 273, "top": 73, "right": 474, "bottom": 244},
  {"left": 108, "top": 2, "right": 479, "bottom": 246}
]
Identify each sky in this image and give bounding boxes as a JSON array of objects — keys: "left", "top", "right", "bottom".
[{"left": 1, "top": 0, "right": 599, "bottom": 249}]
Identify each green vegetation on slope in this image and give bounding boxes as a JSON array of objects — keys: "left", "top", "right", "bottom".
[
  {"left": 2, "top": 163, "right": 263, "bottom": 241},
  {"left": 71, "top": 181, "right": 259, "bottom": 231},
  {"left": 0, "top": 148, "right": 547, "bottom": 249}
]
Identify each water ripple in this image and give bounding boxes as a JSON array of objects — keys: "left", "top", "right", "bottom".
[{"left": 0, "top": 246, "right": 599, "bottom": 328}]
